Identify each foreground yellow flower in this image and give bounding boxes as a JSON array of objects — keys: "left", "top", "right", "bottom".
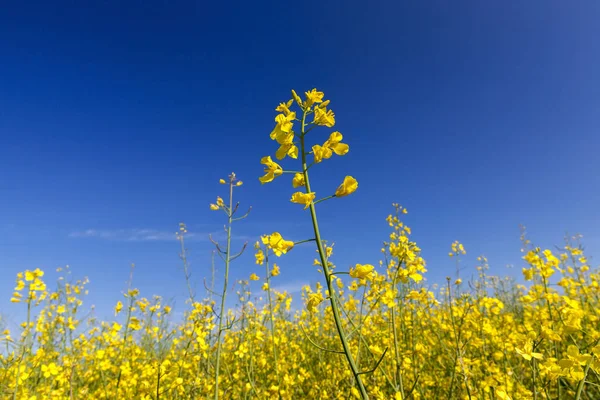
[
  {"left": 259, "top": 156, "right": 283, "bottom": 184},
  {"left": 275, "top": 99, "right": 294, "bottom": 115},
  {"left": 270, "top": 112, "right": 296, "bottom": 141},
  {"left": 335, "top": 176, "right": 358, "bottom": 197},
  {"left": 313, "top": 106, "right": 335, "bottom": 127},
  {"left": 304, "top": 88, "right": 324, "bottom": 108},
  {"left": 312, "top": 144, "right": 328, "bottom": 164},
  {"left": 350, "top": 264, "right": 375, "bottom": 280},
  {"left": 291, "top": 192, "right": 316, "bottom": 209},
  {"left": 324, "top": 132, "right": 349, "bottom": 156},
  {"left": 292, "top": 173, "right": 305, "bottom": 188},
  {"left": 306, "top": 292, "right": 324, "bottom": 312},
  {"left": 274, "top": 132, "right": 298, "bottom": 160},
  {"left": 261, "top": 232, "right": 294, "bottom": 256},
  {"left": 312, "top": 132, "right": 349, "bottom": 164}
]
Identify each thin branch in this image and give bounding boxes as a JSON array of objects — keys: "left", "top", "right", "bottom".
[
  {"left": 232, "top": 206, "right": 252, "bottom": 222},
  {"left": 230, "top": 242, "right": 249, "bottom": 261},
  {"left": 358, "top": 348, "right": 388, "bottom": 376},
  {"left": 299, "top": 324, "right": 344, "bottom": 354}
]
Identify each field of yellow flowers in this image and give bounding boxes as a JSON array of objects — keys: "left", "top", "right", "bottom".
[{"left": 2, "top": 89, "right": 599, "bottom": 400}]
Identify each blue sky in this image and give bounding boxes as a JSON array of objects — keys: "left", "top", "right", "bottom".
[{"left": 1, "top": 1, "right": 599, "bottom": 324}]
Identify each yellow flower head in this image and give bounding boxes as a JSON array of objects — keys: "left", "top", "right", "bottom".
[
  {"left": 249, "top": 273, "right": 260, "bottom": 281},
  {"left": 270, "top": 112, "right": 296, "bottom": 141},
  {"left": 312, "top": 133, "right": 348, "bottom": 164},
  {"left": 261, "top": 232, "right": 294, "bottom": 257},
  {"left": 335, "top": 176, "right": 358, "bottom": 197},
  {"left": 275, "top": 99, "right": 294, "bottom": 115},
  {"left": 304, "top": 88, "right": 324, "bottom": 108},
  {"left": 324, "top": 132, "right": 349, "bottom": 156},
  {"left": 313, "top": 106, "right": 335, "bottom": 127},
  {"left": 306, "top": 292, "right": 324, "bottom": 312},
  {"left": 274, "top": 132, "right": 298, "bottom": 160},
  {"left": 312, "top": 144, "right": 329, "bottom": 164},
  {"left": 350, "top": 264, "right": 375, "bottom": 280},
  {"left": 259, "top": 156, "right": 283, "bottom": 184},
  {"left": 291, "top": 192, "right": 316, "bottom": 209},
  {"left": 219, "top": 179, "right": 226, "bottom": 184},
  {"left": 271, "top": 264, "right": 280, "bottom": 277},
  {"left": 292, "top": 173, "right": 305, "bottom": 188},
  {"left": 255, "top": 248, "right": 265, "bottom": 265}
]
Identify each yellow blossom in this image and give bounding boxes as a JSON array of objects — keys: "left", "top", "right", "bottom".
[
  {"left": 313, "top": 106, "right": 335, "bottom": 127},
  {"left": 350, "top": 264, "right": 375, "bottom": 280},
  {"left": 259, "top": 156, "right": 283, "bottom": 184},
  {"left": 291, "top": 192, "right": 316, "bottom": 209},
  {"left": 334, "top": 176, "right": 358, "bottom": 197},
  {"left": 292, "top": 173, "right": 305, "bottom": 188},
  {"left": 262, "top": 233, "right": 294, "bottom": 256}
]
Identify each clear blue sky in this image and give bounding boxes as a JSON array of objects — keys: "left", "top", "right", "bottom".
[{"left": 1, "top": 1, "right": 599, "bottom": 323}]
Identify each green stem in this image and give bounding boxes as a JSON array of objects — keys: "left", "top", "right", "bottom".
[
  {"left": 13, "top": 298, "right": 32, "bottom": 400},
  {"left": 574, "top": 360, "right": 591, "bottom": 400},
  {"left": 213, "top": 179, "right": 234, "bottom": 400},
  {"left": 300, "top": 110, "right": 369, "bottom": 399},
  {"left": 264, "top": 248, "right": 282, "bottom": 392}
]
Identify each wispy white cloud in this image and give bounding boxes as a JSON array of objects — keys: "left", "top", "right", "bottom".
[
  {"left": 69, "top": 228, "right": 196, "bottom": 242},
  {"left": 68, "top": 228, "right": 258, "bottom": 243}
]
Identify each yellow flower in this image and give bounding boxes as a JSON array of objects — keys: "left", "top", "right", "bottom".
[
  {"left": 515, "top": 340, "right": 543, "bottom": 361},
  {"left": 236, "top": 181, "right": 243, "bottom": 186},
  {"left": 335, "top": 176, "right": 358, "bottom": 197},
  {"left": 291, "top": 89, "right": 303, "bottom": 107},
  {"left": 216, "top": 197, "right": 224, "bottom": 207},
  {"left": 275, "top": 99, "right": 294, "bottom": 115},
  {"left": 249, "top": 273, "right": 260, "bottom": 281},
  {"left": 324, "top": 132, "right": 348, "bottom": 156},
  {"left": 10, "top": 292, "right": 22, "bottom": 303},
  {"left": 312, "top": 132, "right": 349, "bottom": 164},
  {"left": 306, "top": 292, "right": 324, "bottom": 312},
  {"left": 262, "top": 233, "right": 294, "bottom": 256},
  {"left": 30, "top": 278, "right": 46, "bottom": 292},
  {"left": 209, "top": 204, "right": 220, "bottom": 211},
  {"left": 25, "top": 270, "right": 35, "bottom": 282},
  {"left": 270, "top": 112, "right": 296, "bottom": 141},
  {"left": 15, "top": 280, "right": 25, "bottom": 291},
  {"left": 274, "top": 132, "right": 299, "bottom": 160},
  {"left": 115, "top": 301, "right": 123, "bottom": 316},
  {"left": 292, "top": 173, "right": 305, "bottom": 188},
  {"left": 41, "top": 362, "right": 59, "bottom": 378},
  {"left": 259, "top": 156, "right": 283, "bottom": 184},
  {"left": 350, "top": 264, "right": 375, "bottom": 280},
  {"left": 291, "top": 192, "right": 316, "bottom": 209},
  {"left": 219, "top": 179, "right": 226, "bottom": 184},
  {"left": 304, "top": 88, "right": 324, "bottom": 108},
  {"left": 255, "top": 248, "right": 265, "bottom": 265},
  {"left": 271, "top": 264, "right": 280, "bottom": 277},
  {"left": 313, "top": 106, "right": 335, "bottom": 127},
  {"left": 312, "top": 144, "right": 328, "bottom": 164}
]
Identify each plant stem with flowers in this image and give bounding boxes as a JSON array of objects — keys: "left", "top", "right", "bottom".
[
  {"left": 259, "top": 89, "right": 370, "bottom": 399},
  {"left": 209, "top": 173, "right": 249, "bottom": 400}
]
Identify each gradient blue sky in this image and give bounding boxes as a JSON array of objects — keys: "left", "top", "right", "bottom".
[{"left": 1, "top": 1, "right": 599, "bottom": 323}]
